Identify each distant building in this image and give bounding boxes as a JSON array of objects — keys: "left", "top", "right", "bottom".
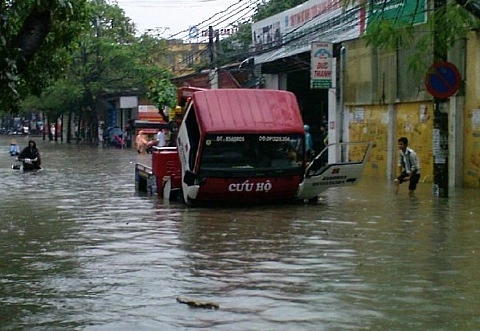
[{"left": 166, "top": 39, "right": 209, "bottom": 77}]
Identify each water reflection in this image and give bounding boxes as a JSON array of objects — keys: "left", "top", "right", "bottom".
[
  {"left": 0, "top": 135, "right": 479, "bottom": 330},
  {"left": 176, "top": 206, "right": 373, "bottom": 329}
]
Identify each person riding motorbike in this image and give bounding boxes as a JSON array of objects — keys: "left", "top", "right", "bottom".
[{"left": 17, "top": 140, "right": 42, "bottom": 170}]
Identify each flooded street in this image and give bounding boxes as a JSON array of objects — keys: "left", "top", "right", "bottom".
[{"left": 1, "top": 135, "right": 479, "bottom": 330}]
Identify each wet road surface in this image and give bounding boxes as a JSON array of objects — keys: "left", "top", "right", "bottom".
[{"left": 1, "top": 135, "right": 479, "bottom": 330}]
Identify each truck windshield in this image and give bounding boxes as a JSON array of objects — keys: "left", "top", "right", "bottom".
[{"left": 200, "top": 134, "right": 304, "bottom": 176}]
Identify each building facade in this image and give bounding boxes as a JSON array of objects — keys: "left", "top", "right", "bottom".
[
  {"left": 166, "top": 39, "right": 209, "bottom": 77},
  {"left": 252, "top": 0, "right": 480, "bottom": 189}
]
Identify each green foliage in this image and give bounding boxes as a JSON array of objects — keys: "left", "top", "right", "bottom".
[
  {"left": 217, "top": 21, "right": 252, "bottom": 65},
  {"left": 429, "top": 3, "right": 480, "bottom": 59},
  {"left": 21, "top": 76, "right": 83, "bottom": 116},
  {"left": 364, "top": 20, "right": 416, "bottom": 52},
  {"left": 363, "top": 1, "right": 480, "bottom": 70},
  {"left": 67, "top": 1, "right": 171, "bottom": 96},
  {"left": 0, "top": 0, "right": 89, "bottom": 112},
  {"left": 17, "top": 0, "right": 173, "bottom": 128},
  {"left": 146, "top": 78, "right": 178, "bottom": 113},
  {"left": 135, "top": 33, "right": 169, "bottom": 67}
]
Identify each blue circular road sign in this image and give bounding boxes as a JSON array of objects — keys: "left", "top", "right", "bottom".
[{"left": 425, "top": 61, "right": 461, "bottom": 99}]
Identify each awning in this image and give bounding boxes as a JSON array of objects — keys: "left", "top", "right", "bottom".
[
  {"left": 254, "top": 44, "right": 310, "bottom": 65},
  {"left": 134, "top": 120, "right": 168, "bottom": 129},
  {"left": 256, "top": 50, "right": 311, "bottom": 74}
]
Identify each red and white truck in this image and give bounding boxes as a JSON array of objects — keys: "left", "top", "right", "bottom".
[{"left": 135, "top": 88, "right": 371, "bottom": 205}]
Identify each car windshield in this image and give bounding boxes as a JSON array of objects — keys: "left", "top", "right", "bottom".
[{"left": 200, "top": 134, "right": 304, "bottom": 175}]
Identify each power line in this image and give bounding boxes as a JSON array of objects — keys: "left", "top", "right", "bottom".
[
  {"left": 113, "top": 0, "right": 259, "bottom": 40},
  {"left": 168, "top": 0, "right": 259, "bottom": 40},
  {"left": 199, "top": 1, "right": 437, "bottom": 76},
  {"left": 175, "top": 2, "right": 257, "bottom": 41},
  {"left": 171, "top": 0, "right": 443, "bottom": 81},
  {"left": 116, "top": 0, "right": 240, "bottom": 6}
]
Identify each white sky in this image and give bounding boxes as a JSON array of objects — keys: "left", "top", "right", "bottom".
[{"left": 114, "top": 0, "right": 257, "bottom": 41}]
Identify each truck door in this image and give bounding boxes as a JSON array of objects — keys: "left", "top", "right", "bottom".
[{"left": 296, "top": 142, "right": 372, "bottom": 200}]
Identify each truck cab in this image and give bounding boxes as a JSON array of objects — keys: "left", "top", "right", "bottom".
[{"left": 177, "top": 89, "right": 306, "bottom": 205}]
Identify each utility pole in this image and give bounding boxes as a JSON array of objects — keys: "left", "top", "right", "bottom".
[
  {"left": 207, "top": 26, "right": 218, "bottom": 89},
  {"left": 433, "top": 0, "right": 449, "bottom": 197},
  {"left": 208, "top": 26, "right": 214, "bottom": 65}
]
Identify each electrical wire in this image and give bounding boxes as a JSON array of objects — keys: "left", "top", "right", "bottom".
[
  {"left": 113, "top": 0, "right": 260, "bottom": 39},
  {"left": 147, "top": 0, "right": 460, "bottom": 85},
  {"left": 168, "top": 0, "right": 260, "bottom": 40},
  {"left": 249, "top": 1, "right": 438, "bottom": 63},
  {"left": 191, "top": 1, "right": 443, "bottom": 86}
]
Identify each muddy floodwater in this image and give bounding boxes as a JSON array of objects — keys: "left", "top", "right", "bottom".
[{"left": 1, "top": 135, "right": 479, "bottom": 330}]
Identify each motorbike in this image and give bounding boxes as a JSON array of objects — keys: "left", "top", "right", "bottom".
[{"left": 12, "top": 158, "right": 42, "bottom": 171}]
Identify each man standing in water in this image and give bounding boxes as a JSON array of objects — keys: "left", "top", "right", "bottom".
[{"left": 394, "top": 137, "right": 421, "bottom": 194}]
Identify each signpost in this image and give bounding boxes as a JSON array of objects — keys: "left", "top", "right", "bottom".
[{"left": 425, "top": 61, "right": 461, "bottom": 197}]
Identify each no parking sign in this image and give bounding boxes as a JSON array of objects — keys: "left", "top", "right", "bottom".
[{"left": 425, "top": 61, "right": 461, "bottom": 99}]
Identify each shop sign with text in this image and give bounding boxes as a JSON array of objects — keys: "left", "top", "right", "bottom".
[{"left": 311, "top": 41, "right": 332, "bottom": 89}]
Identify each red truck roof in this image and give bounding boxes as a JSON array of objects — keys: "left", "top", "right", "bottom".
[{"left": 191, "top": 89, "right": 304, "bottom": 134}]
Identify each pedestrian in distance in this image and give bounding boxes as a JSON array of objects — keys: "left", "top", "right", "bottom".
[
  {"left": 319, "top": 123, "right": 328, "bottom": 151},
  {"left": 304, "top": 124, "right": 314, "bottom": 161},
  {"left": 314, "top": 123, "right": 329, "bottom": 167},
  {"left": 394, "top": 137, "right": 421, "bottom": 194},
  {"left": 9, "top": 139, "right": 19, "bottom": 156},
  {"left": 157, "top": 128, "right": 166, "bottom": 147},
  {"left": 135, "top": 130, "right": 148, "bottom": 153}
]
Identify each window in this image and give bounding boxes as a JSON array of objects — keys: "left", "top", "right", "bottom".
[
  {"left": 200, "top": 134, "right": 304, "bottom": 177},
  {"left": 183, "top": 53, "right": 194, "bottom": 66}
]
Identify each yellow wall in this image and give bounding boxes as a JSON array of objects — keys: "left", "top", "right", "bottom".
[
  {"left": 464, "top": 31, "right": 480, "bottom": 188},
  {"left": 347, "top": 102, "right": 433, "bottom": 182},
  {"left": 167, "top": 41, "right": 208, "bottom": 77},
  {"left": 344, "top": 39, "right": 374, "bottom": 104},
  {"left": 348, "top": 105, "right": 389, "bottom": 177},
  {"left": 338, "top": 29, "right": 480, "bottom": 187}
]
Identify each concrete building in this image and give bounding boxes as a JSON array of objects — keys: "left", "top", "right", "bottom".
[
  {"left": 166, "top": 39, "right": 209, "bottom": 77},
  {"left": 251, "top": 0, "right": 480, "bottom": 189}
]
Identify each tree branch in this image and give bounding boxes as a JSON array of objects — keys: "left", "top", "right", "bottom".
[
  {"left": 13, "top": 9, "right": 52, "bottom": 74},
  {"left": 456, "top": 0, "right": 480, "bottom": 19}
]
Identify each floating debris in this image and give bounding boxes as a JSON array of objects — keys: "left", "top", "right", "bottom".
[{"left": 176, "top": 296, "right": 219, "bottom": 310}]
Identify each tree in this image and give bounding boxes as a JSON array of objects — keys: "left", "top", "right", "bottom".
[
  {"left": 21, "top": 76, "right": 83, "bottom": 141},
  {"left": 13, "top": 0, "right": 174, "bottom": 144},
  {"left": 54, "top": 0, "right": 173, "bottom": 143},
  {"left": 146, "top": 78, "right": 178, "bottom": 122},
  {"left": 217, "top": 21, "right": 253, "bottom": 66},
  {"left": 0, "top": 0, "right": 89, "bottom": 113},
  {"left": 363, "top": 0, "right": 480, "bottom": 68},
  {"left": 456, "top": 0, "right": 480, "bottom": 19}
]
